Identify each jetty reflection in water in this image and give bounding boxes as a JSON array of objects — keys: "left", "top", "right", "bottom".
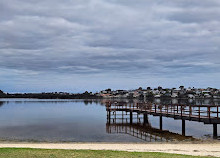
[
  {"left": 106, "top": 112, "right": 195, "bottom": 142},
  {"left": 105, "top": 98, "right": 220, "bottom": 141}
]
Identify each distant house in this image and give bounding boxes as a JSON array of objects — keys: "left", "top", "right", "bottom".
[
  {"left": 162, "top": 92, "right": 171, "bottom": 97},
  {"left": 154, "top": 94, "right": 161, "bottom": 98},
  {"left": 188, "top": 94, "right": 195, "bottom": 99},
  {"left": 202, "top": 91, "right": 212, "bottom": 98},
  {"left": 171, "top": 89, "right": 180, "bottom": 98},
  {"left": 100, "top": 93, "right": 112, "bottom": 98}
]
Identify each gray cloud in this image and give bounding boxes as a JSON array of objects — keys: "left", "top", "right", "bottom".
[{"left": 0, "top": 0, "right": 220, "bottom": 92}]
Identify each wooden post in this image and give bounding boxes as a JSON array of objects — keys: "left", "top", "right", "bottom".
[
  {"left": 182, "top": 119, "right": 185, "bottom": 136},
  {"left": 208, "top": 107, "right": 211, "bottom": 119},
  {"left": 160, "top": 115, "right": 163, "bottom": 130},
  {"left": 122, "top": 111, "right": 124, "bottom": 124},
  {"left": 115, "top": 111, "right": 116, "bottom": 122},
  {"left": 189, "top": 105, "right": 192, "bottom": 117},
  {"left": 144, "top": 113, "right": 148, "bottom": 124},
  {"left": 213, "top": 123, "right": 217, "bottom": 138},
  {"left": 107, "top": 111, "right": 111, "bottom": 124},
  {"left": 181, "top": 105, "right": 183, "bottom": 117},
  {"left": 130, "top": 112, "right": 133, "bottom": 124}
]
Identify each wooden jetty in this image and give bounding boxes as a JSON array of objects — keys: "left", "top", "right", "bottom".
[{"left": 106, "top": 101, "right": 220, "bottom": 138}]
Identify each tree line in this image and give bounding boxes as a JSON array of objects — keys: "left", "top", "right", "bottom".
[{"left": 0, "top": 90, "right": 101, "bottom": 99}]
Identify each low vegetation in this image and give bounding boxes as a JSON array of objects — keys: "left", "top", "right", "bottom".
[
  {"left": 0, "top": 90, "right": 100, "bottom": 99},
  {"left": 0, "top": 148, "right": 215, "bottom": 158}
]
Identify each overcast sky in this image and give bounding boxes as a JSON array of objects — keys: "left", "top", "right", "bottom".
[{"left": 0, "top": 0, "right": 220, "bottom": 93}]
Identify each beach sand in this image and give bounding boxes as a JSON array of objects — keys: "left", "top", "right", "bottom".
[{"left": 0, "top": 143, "right": 220, "bottom": 157}]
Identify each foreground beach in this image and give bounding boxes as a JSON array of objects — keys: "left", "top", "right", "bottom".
[{"left": 0, "top": 143, "right": 220, "bottom": 157}]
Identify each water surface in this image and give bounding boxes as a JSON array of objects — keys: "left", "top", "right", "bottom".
[{"left": 0, "top": 99, "right": 219, "bottom": 142}]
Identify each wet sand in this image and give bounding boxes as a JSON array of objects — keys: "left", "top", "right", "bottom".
[{"left": 0, "top": 143, "right": 220, "bottom": 157}]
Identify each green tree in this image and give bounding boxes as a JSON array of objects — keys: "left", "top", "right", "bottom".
[
  {"left": 0, "top": 90, "right": 4, "bottom": 94},
  {"left": 0, "top": 90, "right": 5, "bottom": 98},
  {"left": 147, "top": 87, "right": 151, "bottom": 90},
  {"left": 138, "top": 87, "right": 142, "bottom": 90}
]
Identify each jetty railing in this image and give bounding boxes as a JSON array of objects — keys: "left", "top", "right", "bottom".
[{"left": 106, "top": 102, "right": 220, "bottom": 120}]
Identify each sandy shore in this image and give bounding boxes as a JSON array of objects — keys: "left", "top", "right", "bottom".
[{"left": 0, "top": 143, "right": 220, "bottom": 157}]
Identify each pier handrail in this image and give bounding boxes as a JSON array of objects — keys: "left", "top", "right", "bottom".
[{"left": 106, "top": 102, "right": 220, "bottom": 120}]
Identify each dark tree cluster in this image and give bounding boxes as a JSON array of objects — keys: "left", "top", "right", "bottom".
[
  {"left": 0, "top": 90, "right": 102, "bottom": 99},
  {"left": 0, "top": 90, "right": 6, "bottom": 98}
]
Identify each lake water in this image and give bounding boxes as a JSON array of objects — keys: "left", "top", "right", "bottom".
[{"left": 0, "top": 99, "right": 219, "bottom": 142}]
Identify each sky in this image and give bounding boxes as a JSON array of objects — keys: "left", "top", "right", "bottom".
[{"left": 0, "top": 0, "right": 220, "bottom": 93}]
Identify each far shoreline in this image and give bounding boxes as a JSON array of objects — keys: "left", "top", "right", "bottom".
[{"left": 1, "top": 97, "right": 220, "bottom": 100}]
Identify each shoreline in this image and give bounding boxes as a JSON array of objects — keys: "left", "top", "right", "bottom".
[
  {"left": 0, "top": 143, "right": 220, "bottom": 157},
  {"left": 1, "top": 97, "right": 220, "bottom": 99},
  {"left": 0, "top": 139, "right": 220, "bottom": 144}
]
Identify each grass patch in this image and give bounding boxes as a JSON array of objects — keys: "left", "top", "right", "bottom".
[{"left": 0, "top": 148, "right": 215, "bottom": 158}]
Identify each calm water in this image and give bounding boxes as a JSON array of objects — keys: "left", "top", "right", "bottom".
[{"left": 0, "top": 99, "right": 219, "bottom": 142}]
